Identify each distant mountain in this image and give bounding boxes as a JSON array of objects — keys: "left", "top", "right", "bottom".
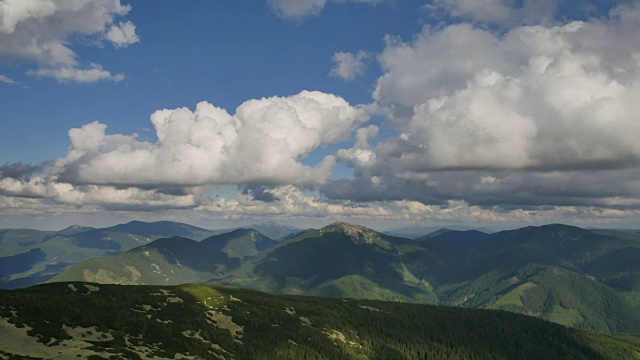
[
  {"left": 417, "top": 229, "right": 490, "bottom": 243},
  {"left": 384, "top": 224, "right": 495, "bottom": 239},
  {"left": 0, "top": 220, "right": 302, "bottom": 290},
  {"left": 202, "top": 228, "right": 279, "bottom": 257},
  {"left": 104, "top": 220, "right": 215, "bottom": 240},
  {"left": 0, "top": 220, "right": 218, "bottom": 289},
  {"left": 51, "top": 221, "right": 640, "bottom": 333},
  {"left": 209, "top": 221, "right": 301, "bottom": 241},
  {"left": 0, "top": 227, "right": 151, "bottom": 289},
  {"left": 51, "top": 229, "right": 280, "bottom": 285},
  {"left": 241, "top": 221, "right": 301, "bottom": 240},
  {"left": 56, "top": 225, "right": 97, "bottom": 236},
  {"left": 3, "top": 282, "right": 639, "bottom": 360},
  {"left": 53, "top": 222, "right": 436, "bottom": 303}
]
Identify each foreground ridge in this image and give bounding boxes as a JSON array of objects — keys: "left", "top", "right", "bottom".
[{"left": 1, "top": 282, "right": 639, "bottom": 359}]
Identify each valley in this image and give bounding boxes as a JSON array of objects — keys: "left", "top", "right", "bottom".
[{"left": 39, "top": 221, "right": 640, "bottom": 334}]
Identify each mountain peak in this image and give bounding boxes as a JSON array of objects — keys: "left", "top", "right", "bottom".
[
  {"left": 536, "top": 223, "right": 593, "bottom": 240},
  {"left": 63, "top": 225, "right": 89, "bottom": 231},
  {"left": 422, "top": 228, "right": 453, "bottom": 238},
  {"left": 58, "top": 224, "right": 94, "bottom": 235},
  {"left": 241, "top": 222, "right": 299, "bottom": 240},
  {"left": 230, "top": 228, "right": 262, "bottom": 240},
  {"left": 320, "top": 222, "right": 382, "bottom": 244}
]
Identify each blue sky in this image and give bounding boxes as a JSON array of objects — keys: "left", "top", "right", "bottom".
[
  {"left": 1, "top": 0, "right": 640, "bottom": 231},
  {"left": 0, "top": 1, "right": 419, "bottom": 164}
]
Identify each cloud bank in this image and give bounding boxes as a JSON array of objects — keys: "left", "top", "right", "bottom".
[
  {"left": 324, "top": 1, "right": 640, "bottom": 214},
  {"left": 0, "top": 0, "right": 138, "bottom": 83},
  {"left": 0, "top": 90, "right": 374, "bottom": 210}
]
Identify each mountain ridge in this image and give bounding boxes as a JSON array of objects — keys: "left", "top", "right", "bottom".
[
  {"left": 0, "top": 220, "right": 299, "bottom": 289},
  {"left": 48, "top": 221, "right": 640, "bottom": 333},
  {"left": 3, "top": 282, "right": 639, "bottom": 359}
]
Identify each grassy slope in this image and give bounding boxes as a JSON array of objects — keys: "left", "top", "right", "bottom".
[
  {"left": 0, "top": 229, "right": 156, "bottom": 288},
  {"left": 0, "top": 221, "right": 220, "bottom": 289},
  {"left": 46, "top": 224, "right": 640, "bottom": 334},
  {"left": 442, "top": 264, "right": 640, "bottom": 333},
  {"left": 51, "top": 231, "right": 281, "bottom": 286},
  {"left": 1, "top": 282, "right": 639, "bottom": 360},
  {"left": 238, "top": 227, "right": 438, "bottom": 303}
]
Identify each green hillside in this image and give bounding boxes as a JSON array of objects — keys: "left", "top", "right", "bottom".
[
  {"left": 440, "top": 264, "right": 640, "bottom": 333},
  {"left": 1, "top": 282, "right": 639, "bottom": 359},
  {"left": 52, "top": 230, "right": 281, "bottom": 285},
  {"left": 0, "top": 228, "right": 151, "bottom": 289},
  {"left": 0, "top": 221, "right": 222, "bottom": 289},
  {"left": 50, "top": 222, "right": 640, "bottom": 333}
]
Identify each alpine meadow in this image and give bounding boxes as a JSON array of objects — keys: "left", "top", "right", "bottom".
[{"left": 2, "top": 1, "right": 640, "bottom": 359}]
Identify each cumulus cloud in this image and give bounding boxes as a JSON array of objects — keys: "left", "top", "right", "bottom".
[
  {"left": 0, "top": 0, "right": 138, "bottom": 83},
  {"left": 374, "top": 14, "right": 640, "bottom": 171},
  {"left": 329, "top": 50, "right": 370, "bottom": 81},
  {"left": 337, "top": 125, "right": 378, "bottom": 168},
  {"left": 269, "top": 0, "right": 385, "bottom": 19},
  {"left": 328, "top": 1, "right": 640, "bottom": 213},
  {"left": 0, "top": 90, "right": 369, "bottom": 215},
  {"left": 105, "top": 20, "right": 139, "bottom": 47},
  {"left": 53, "top": 91, "right": 368, "bottom": 187}
]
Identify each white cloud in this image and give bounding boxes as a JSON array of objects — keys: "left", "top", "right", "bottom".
[
  {"left": 269, "top": 0, "right": 327, "bottom": 19},
  {"left": 195, "top": 185, "right": 507, "bottom": 223},
  {"left": 329, "top": 50, "right": 370, "bottom": 81},
  {"left": 28, "top": 64, "right": 124, "bottom": 83},
  {"left": 269, "top": 0, "right": 385, "bottom": 19},
  {"left": 0, "top": 177, "right": 196, "bottom": 210},
  {"left": 324, "top": 1, "right": 640, "bottom": 215},
  {"left": 337, "top": 125, "right": 378, "bottom": 168},
  {"left": 0, "top": 90, "right": 368, "bottom": 214},
  {"left": 54, "top": 90, "right": 368, "bottom": 187},
  {"left": 0, "top": 74, "right": 19, "bottom": 86},
  {"left": 0, "top": 0, "right": 138, "bottom": 83},
  {"left": 373, "top": 8, "right": 640, "bottom": 171},
  {"left": 105, "top": 20, "right": 139, "bottom": 47},
  {"left": 3, "top": 176, "right": 640, "bottom": 229}
]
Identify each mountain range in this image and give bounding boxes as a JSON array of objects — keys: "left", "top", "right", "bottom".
[
  {"left": 48, "top": 221, "right": 640, "bottom": 333},
  {"left": 0, "top": 221, "right": 300, "bottom": 289}
]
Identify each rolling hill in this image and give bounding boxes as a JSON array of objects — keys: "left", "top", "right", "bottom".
[
  {"left": 0, "top": 221, "right": 298, "bottom": 289},
  {"left": 49, "top": 222, "right": 640, "bottom": 333},
  {"left": 0, "top": 226, "right": 157, "bottom": 289},
  {"left": 1, "top": 282, "right": 639, "bottom": 359},
  {"left": 52, "top": 229, "right": 281, "bottom": 285}
]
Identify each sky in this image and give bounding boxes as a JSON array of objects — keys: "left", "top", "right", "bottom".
[{"left": 1, "top": 0, "right": 640, "bottom": 231}]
